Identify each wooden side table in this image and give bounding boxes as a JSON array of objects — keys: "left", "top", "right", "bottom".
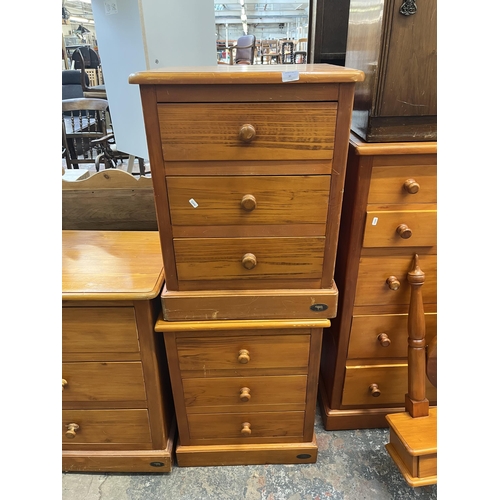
[{"left": 62, "top": 230, "right": 175, "bottom": 472}]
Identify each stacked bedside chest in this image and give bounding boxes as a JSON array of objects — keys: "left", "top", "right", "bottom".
[
  {"left": 130, "top": 64, "right": 364, "bottom": 466},
  {"left": 62, "top": 231, "right": 175, "bottom": 472},
  {"left": 318, "top": 134, "right": 437, "bottom": 430}
]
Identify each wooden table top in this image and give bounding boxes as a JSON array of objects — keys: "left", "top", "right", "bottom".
[{"left": 62, "top": 231, "right": 163, "bottom": 301}]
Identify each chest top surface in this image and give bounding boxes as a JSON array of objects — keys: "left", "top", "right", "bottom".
[
  {"left": 129, "top": 63, "right": 364, "bottom": 86},
  {"left": 62, "top": 230, "right": 163, "bottom": 300}
]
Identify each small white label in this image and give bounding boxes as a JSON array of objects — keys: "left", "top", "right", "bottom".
[
  {"left": 189, "top": 198, "right": 198, "bottom": 208},
  {"left": 372, "top": 217, "right": 378, "bottom": 226},
  {"left": 104, "top": 1, "right": 118, "bottom": 15},
  {"left": 282, "top": 71, "right": 300, "bottom": 83}
]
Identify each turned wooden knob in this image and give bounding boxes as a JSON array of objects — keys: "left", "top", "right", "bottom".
[
  {"left": 404, "top": 179, "right": 420, "bottom": 194},
  {"left": 241, "top": 253, "right": 257, "bottom": 270},
  {"left": 386, "top": 276, "right": 401, "bottom": 290},
  {"left": 377, "top": 333, "right": 391, "bottom": 347},
  {"left": 241, "top": 194, "right": 257, "bottom": 211},
  {"left": 239, "top": 387, "right": 251, "bottom": 402},
  {"left": 238, "top": 349, "right": 250, "bottom": 364},
  {"left": 62, "top": 379, "right": 68, "bottom": 391},
  {"left": 65, "top": 423, "right": 80, "bottom": 439},
  {"left": 396, "top": 224, "right": 413, "bottom": 239},
  {"left": 241, "top": 422, "right": 252, "bottom": 436},
  {"left": 369, "top": 384, "right": 381, "bottom": 397},
  {"left": 238, "top": 124, "right": 256, "bottom": 143}
]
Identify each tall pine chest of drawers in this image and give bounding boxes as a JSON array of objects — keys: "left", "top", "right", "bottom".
[
  {"left": 318, "top": 134, "right": 437, "bottom": 430},
  {"left": 62, "top": 231, "right": 175, "bottom": 472},
  {"left": 130, "top": 65, "right": 364, "bottom": 465}
]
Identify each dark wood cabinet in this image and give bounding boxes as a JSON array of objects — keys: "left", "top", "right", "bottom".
[{"left": 345, "top": 0, "right": 437, "bottom": 142}]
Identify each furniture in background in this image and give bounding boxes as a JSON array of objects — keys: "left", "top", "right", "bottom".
[
  {"left": 385, "top": 254, "right": 437, "bottom": 487},
  {"left": 62, "top": 230, "right": 175, "bottom": 472},
  {"left": 318, "top": 133, "right": 437, "bottom": 430},
  {"left": 62, "top": 97, "right": 117, "bottom": 171},
  {"left": 293, "top": 38, "right": 308, "bottom": 64},
  {"left": 260, "top": 40, "right": 280, "bottom": 64},
  {"left": 72, "top": 47, "right": 107, "bottom": 99},
  {"left": 62, "top": 70, "right": 90, "bottom": 101},
  {"left": 218, "top": 34, "right": 256, "bottom": 65},
  {"left": 130, "top": 64, "right": 364, "bottom": 466},
  {"left": 344, "top": 0, "right": 437, "bottom": 142},
  {"left": 311, "top": 0, "right": 351, "bottom": 66},
  {"left": 62, "top": 169, "right": 157, "bottom": 231},
  {"left": 279, "top": 40, "right": 294, "bottom": 64}
]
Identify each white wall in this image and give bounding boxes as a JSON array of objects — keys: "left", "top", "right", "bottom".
[{"left": 91, "top": 0, "right": 216, "bottom": 161}]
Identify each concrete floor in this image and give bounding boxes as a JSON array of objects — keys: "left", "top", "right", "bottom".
[{"left": 62, "top": 406, "right": 437, "bottom": 500}]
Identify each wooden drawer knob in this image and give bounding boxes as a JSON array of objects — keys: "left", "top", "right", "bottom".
[
  {"left": 238, "top": 349, "right": 250, "bottom": 364},
  {"left": 241, "top": 422, "right": 252, "bottom": 436},
  {"left": 241, "top": 194, "right": 257, "bottom": 211},
  {"left": 404, "top": 179, "right": 420, "bottom": 194},
  {"left": 369, "top": 384, "right": 381, "bottom": 397},
  {"left": 242, "top": 253, "right": 257, "bottom": 270},
  {"left": 62, "top": 379, "right": 68, "bottom": 391},
  {"left": 396, "top": 224, "right": 413, "bottom": 239},
  {"left": 65, "top": 423, "right": 80, "bottom": 439},
  {"left": 239, "top": 387, "right": 251, "bottom": 402},
  {"left": 377, "top": 333, "right": 391, "bottom": 347},
  {"left": 386, "top": 276, "right": 401, "bottom": 290},
  {"left": 238, "top": 124, "right": 256, "bottom": 143}
]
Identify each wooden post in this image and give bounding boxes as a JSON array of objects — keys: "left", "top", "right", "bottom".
[{"left": 405, "top": 254, "right": 429, "bottom": 417}]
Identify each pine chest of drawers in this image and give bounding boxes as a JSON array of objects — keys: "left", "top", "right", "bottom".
[
  {"left": 318, "top": 134, "right": 437, "bottom": 430},
  {"left": 155, "top": 317, "right": 330, "bottom": 467},
  {"left": 62, "top": 231, "right": 175, "bottom": 472},
  {"left": 129, "top": 64, "right": 364, "bottom": 320}
]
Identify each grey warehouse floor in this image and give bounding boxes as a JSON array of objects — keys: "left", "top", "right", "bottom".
[{"left": 62, "top": 405, "right": 438, "bottom": 500}]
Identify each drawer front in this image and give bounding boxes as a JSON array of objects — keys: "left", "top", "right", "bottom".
[
  {"left": 62, "top": 362, "right": 147, "bottom": 403},
  {"left": 347, "top": 313, "right": 437, "bottom": 359},
  {"left": 62, "top": 307, "right": 139, "bottom": 355},
  {"left": 354, "top": 254, "right": 436, "bottom": 306},
  {"left": 182, "top": 375, "right": 308, "bottom": 413},
  {"left": 167, "top": 175, "right": 330, "bottom": 226},
  {"left": 367, "top": 164, "right": 437, "bottom": 205},
  {"left": 342, "top": 364, "right": 437, "bottom": 407},
  {"left": 187, "top": 411, "right": 305, "bottom": 441},
  {"left": 62, "top": 409, "right": 152, "bottom": 445},
  {"left": 174, "top": 237, "right": 324, "bottom": 281},
  {"left": 158, "top": 102, "right": 337, "bottom": 161},
  {"left": 176, "top": 333, "right": 311, "bottom": 376},
  {"left": 363, "top": 210, "right": 436, "bottom": 248}
]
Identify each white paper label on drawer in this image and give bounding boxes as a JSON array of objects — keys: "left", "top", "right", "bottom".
[
  {"left": 189, "top": 198, "right": 199, "bottom": 208},
  {"left": 282, "top": 71, "right": 300, "bottom": 82},
  {"left": 372, "top": 217, "right": 378, "bottom": 225}
]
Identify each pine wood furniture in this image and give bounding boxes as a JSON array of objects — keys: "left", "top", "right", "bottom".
[
  {"left": 129, "top": 64, "right": 364, "bottom": 320},
  {"left": 62, "top": 230, "right": 175, "bottom": 472},
  {"left": 345, "top": 0, "right": 437, "bottom": 142},
  {"left": 318, "top": 133, "right": 437, "bottom": 430},
  {"left": 155, "top": 317, "right": 330, "bottom": 467},
  {"left": 385, "top": 255, "right": 437, "bottom": 487}
]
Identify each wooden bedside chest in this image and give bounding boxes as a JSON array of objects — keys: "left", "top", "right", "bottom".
[
  {"left": 318, "top": 134, "right": 437, "bottom": 430},
  {"left": 155, "top": 317, "right": 330, "bottom": 467},
  {"left": 62, "top": 231, "right": 175, "bottom": 472},
  {"left": 129, "top": 64, "right": 364, "bottom": 320}
]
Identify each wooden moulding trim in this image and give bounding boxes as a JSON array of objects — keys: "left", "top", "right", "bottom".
[{"left": 350, "top": 133, "right": 437, "bottom": 156}]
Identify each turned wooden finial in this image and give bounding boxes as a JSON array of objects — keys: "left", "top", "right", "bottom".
[{"left": 405, "top": 253, "right": 430, "bottom": 418}]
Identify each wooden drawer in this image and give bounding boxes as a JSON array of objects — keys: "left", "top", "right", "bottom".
[
  {"left": 176, "top": 333, "right": 311, "bottom": 376},
  {"left": 62, "top": 409, "right": 152, "bottom": 446},
  {"left": 363, "top": 210, "right": 436, "bottom": 248},
  {"left": 187, "top": 411, "right": 305, "bottom": 443},
  {"left": 354, "top": 254, "right": 436, "bottom": 307},
  {"left": 342, "top": 364, "right": 437, "bottom": 407},
  {"left": 167, "top": 175, "right": 330, "bottom": 226},
  {"left": 182, "top": 375, "right": 307, "bottom": 413},
  {"left": 62, "top": 362, "right": 147, "bottom": 403},
  {"left": 62, "top": 307, "right": 139, "bottom": 355},
  {"left": 347, "top": 313, "right": 437, "bottom": 359},
  {"left": 367, "top": 164, "right": 437, "bottom": 205},
  {"left": 158, "top": 102, "right": 337, "bottom": 161},
  {"left": 174, "top": 237, "right": 324, "bottom": 282}
]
